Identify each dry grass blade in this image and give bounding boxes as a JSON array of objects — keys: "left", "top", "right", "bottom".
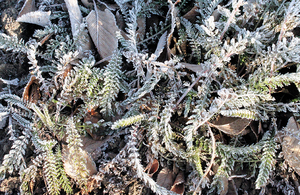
[
  {"left": 86, "top": 8, "right": 118, "bottom": 59},
  {"left": 156, "top": 167, "right": 175, "bottom": 190},
  {"left": 282, "top": 116, "right": 300, "bottom": 175},
  {"left": 209, "top": 116, "right": 252, "bottom": 135}
]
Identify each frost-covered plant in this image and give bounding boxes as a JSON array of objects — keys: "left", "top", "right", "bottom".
[{"left": 1, "top": 0, "right": 300, "bottom": 194}]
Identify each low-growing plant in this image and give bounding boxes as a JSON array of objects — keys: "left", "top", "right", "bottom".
[{"left": 1, "top": 0, "right": 300, "bottom": 194}]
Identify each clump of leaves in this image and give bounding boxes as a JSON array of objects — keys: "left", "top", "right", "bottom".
[{"left": 1, "top": 0, "right": 300, "bottom": 194}]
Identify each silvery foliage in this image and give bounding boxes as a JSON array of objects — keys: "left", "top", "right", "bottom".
[{"left": 0, "top": 0, "right": 300, "bottom": 194}]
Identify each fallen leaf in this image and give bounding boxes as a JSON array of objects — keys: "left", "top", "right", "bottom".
[
  {"left": 218, "top": 175, "right": 229, "bottom": 195},
  {"left": 62, "top": 144, "right": 97, "bottom": 180},
  {"left": 16, "top": 11, "right": 51, "bottom": 27},
  {"left": 81, "top": 0, "right": 93, "bottom": 8},
  {"left": 136, "top": 16, "right": 146, "bottom": 42},
  {"left": 84, "top": 108, "right": 103, "bottom": 140},
  {"left": 209, "top": 116, "right": 252, "bottom": 135},
  {"left": 183, "top": 6, "right": 199, "bottom": 23},
  {"left": 181, "top": 62, "right": 211, "bottom": 73},
  {"left": 86, "top": 8, "right": 118, "bottom": 59},
  {"left": 81, "top": 136, "right": 111, "bottom": 161},
  {"left": 145, "top": 159, "right": 159, "bottom": 177},
  {"left": 22, "top": 76, "right": 40, "bottom": 103},
  {"left": 170, "top": 171, "right": 185, "bottom": 195},
  {"left": 115, "top": 10, "right": 125, "bottom": 30},
  {"left": 212, "top": 9, "right": 221, "bottom": 22},
  {"left": 18, "top": 0, "right": 36, "bottom": 18},
  {"left": 156, "top": 167, "right": 175, "bottom": 190},
  {"left": 64, "top": 0, "right": 92, "bottom": 51},
  {"left": 282, "top": 117, "right": 300, "bottom": 175},
  {"left": 64, "top": 0, "right": 82, "bottom": 37}
]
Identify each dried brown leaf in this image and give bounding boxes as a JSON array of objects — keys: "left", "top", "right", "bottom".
[
  {"left": 18, "top": 0, "right": 36, "bottom": 18},
  {"left": 183, "top": 6, "right": 199, "bottom": 23},
  {"left": 86, "top": 8, "right": 118, "bottom": 59},
  {"left": 22, "top": 76, "right": 40, "bottom": 103},
  {"left": 282, "top": 117, "right": 300, "bottom": 175},
  {"left": 219, "top": 176, "right": 229, "bottom": 195},
  {"left": 210, "top": 116, "right": 252, "bottom": 135},
  {"left": 170, "top": 171, "right": 185, "bottom": 195},
  {"left": 81, "top": 136, "right": 112, "bottom": 161},
  {"left": 156, "top": 168, "right": 175, "bottom": 190},
  {"left": 145, "top": 159, "right": 159, "bottom": 177}
]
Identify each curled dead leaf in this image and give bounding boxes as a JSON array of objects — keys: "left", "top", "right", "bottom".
[
  {"left": 170, "top": 171, "right": 185, "bottom": 195},
  {"left": 22, "top": 76, "right": 40, "bottom": 103},
  {"left": 145, "top": 159, "right": 159, "bottom": 177},
  {"left": 156, "top": 167, "right": 175, "bottom": 190},
  {"left": 282, "top": 117, "right": 300, "bottom": 175},
  {"left": 86, "top": 8, "right": 118, "bottom": 59},
  {"left": 210, "top": 116, "right": 252, "bottom": 135}
]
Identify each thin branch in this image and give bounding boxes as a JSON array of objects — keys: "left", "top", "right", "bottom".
[
  {"left": 174, "top": 70, "right": 210, "bottom": 109},
  {"left": 220, "top": 0, "right": 244, "bottom": 40}
]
